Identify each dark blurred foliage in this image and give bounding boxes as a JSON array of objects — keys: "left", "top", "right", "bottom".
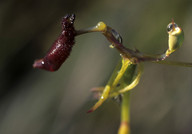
[{"left": 0, "top": 0, "right": 192, "bottom": 134}]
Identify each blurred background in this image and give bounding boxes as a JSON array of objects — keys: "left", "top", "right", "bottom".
[{"left": 0, "top": 0, "right": 192, "bottom": 134}]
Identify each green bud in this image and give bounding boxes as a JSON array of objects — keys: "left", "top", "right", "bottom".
[{"left": 166, "top": 21, "right": 184, "bottom": 56}]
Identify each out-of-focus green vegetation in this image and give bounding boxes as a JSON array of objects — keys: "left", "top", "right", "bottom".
[{"left": 0, "top": 0, "right": 192, "bottom": 134}]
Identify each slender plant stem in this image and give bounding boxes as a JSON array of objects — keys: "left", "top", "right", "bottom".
[
  {"left": 154, "top": 60, "right": 192, "bottom": 67},
  {"left": 118, "top": 91, "right": 131, "bottom": 134}
]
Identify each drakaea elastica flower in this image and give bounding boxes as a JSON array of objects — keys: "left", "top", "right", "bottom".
[{"left": 33, "top": 15, "right": 185, "bottom": 73}]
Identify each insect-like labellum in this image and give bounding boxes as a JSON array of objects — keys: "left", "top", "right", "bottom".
[{"left": 33, "top": 14, "right": 76, "bottom": 71}]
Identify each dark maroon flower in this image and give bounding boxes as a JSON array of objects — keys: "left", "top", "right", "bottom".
[{"left": 33, "top": 14, "right": 76, "bottom": 71}]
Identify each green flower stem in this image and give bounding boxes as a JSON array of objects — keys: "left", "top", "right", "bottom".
[{"left": 118, "top": 91, "right": 131, "bottom": 134}]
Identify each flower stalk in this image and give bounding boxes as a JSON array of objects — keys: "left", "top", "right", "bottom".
[{"left": 118, "top": 92, "right": 131, "bottom": 134}]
